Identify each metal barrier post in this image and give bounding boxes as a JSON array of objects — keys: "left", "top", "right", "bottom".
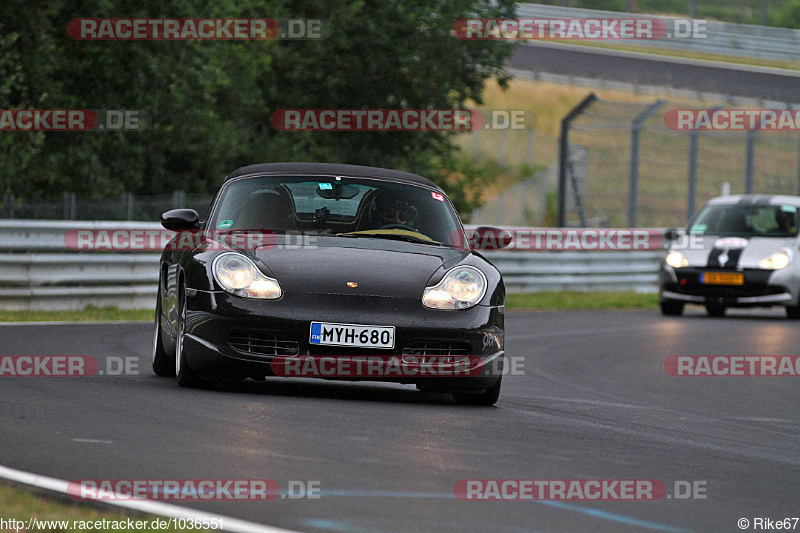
[
  {"left": 628, "top": 100, "right": 664, "bottom": 227},
  {"left": 558, "top": 93, "right": 596, "bottom": 227},
  {"left": 745, "top": 130, "right": 756, "bottom": 194}
]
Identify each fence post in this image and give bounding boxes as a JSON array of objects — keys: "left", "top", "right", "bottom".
[
  {"left": 628, "top": 100, "right": 664, "bottom": 227},
  {"left": 63, "top": 192, "right": 76, "bottom": 220},
  {"left": 526, "top": 128, "right": 535, "bottom": 166},
  {"left": 498, "top": 128, "right": 507, "bottom": 164},
  {"left": 558, "top": 93, "right": 596, "bottom": 227},
  {"left": 745, "top": 130, "right": 756, "bottom": 194},
  {"left": 125, "top": 193, "right": 134, "bottom": 220},
  {"left": 172, "top": 190, "right": 185, "bottom": 209},
  {"left": 687, "top": 131, "right": 699, "bottom": 219},
  {"left": 2, "top": 194, "right": 13, "bottom": 219},
  {"left": 797, "top": 141, "right": 800, "bottom": 196}
]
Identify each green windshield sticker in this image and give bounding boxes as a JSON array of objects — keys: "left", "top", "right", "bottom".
[
  {"left": 218, "top": 219, "right": 233, "bottom": 229},
  {"left": 782, "top": 205, "right": 797, "bottom": 212},
  {"left": 319, "top": 183, "right": 332, "bottom": 190}
]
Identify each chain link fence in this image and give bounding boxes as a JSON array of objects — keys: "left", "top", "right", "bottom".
[
  {"left": 559, "top": 94, "right": 800, "bottom": 228},
  {"left": 1, "top": 192, "right": 213, "bottom": 221}
]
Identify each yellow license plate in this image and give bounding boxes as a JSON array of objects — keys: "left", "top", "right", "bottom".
[{"left": 701, "top": 272, "right": 744, "bottom": 285}]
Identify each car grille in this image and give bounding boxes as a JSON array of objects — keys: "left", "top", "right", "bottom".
[
  {"left": 670, "top": 269, "right": 783, "bottom": 298},
  {"left": 668, "top": 282, "right": 784, "bottom": 298},
  {"left": 402, "top": 340, "right": 471, "bottom": 364},
  {"left": 228, "top": 330, "right": 300, "bottom": 357}
]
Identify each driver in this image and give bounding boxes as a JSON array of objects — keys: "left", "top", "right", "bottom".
[{"left": 368, "top": 191, "right": 419, "bottom": 229}]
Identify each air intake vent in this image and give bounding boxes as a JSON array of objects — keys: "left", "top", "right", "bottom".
[
  {"left": 402, "top": 340, "right": 471, "bottom": 364},
  {"left": 228, "top": 330, "right": 300, "bottom": 357}
]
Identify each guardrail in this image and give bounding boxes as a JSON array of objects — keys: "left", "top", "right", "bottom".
[
  {"left": 518, "top": 3, "right": 800, "bottom": 62},
  {"left": 0, "top": 221, "right": 162, "bottom": 310},
  {"left": 484, "top": 250, "right": 662, "bottom": 293},
  {"left": 0, "top": 221, "right": 664, "bottom": 310}
]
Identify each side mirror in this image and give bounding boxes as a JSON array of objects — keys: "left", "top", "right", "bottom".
[
  {"left": 664, "top": 228, "right": 685, "bottom": 242},
  {"left": 472, "top": 226, "right": 514, "bottom": 250},
  {"left": 161, "top": 209, "right": 199, "bottom": 231}
]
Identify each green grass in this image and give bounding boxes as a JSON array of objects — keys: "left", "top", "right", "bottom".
[
  {"left": 0, "top": 306, "right": 151, "bottom": 323},
  {"left": 506, "top": 291, "right": 659, "bottom": 310},
  {"left": 0, "top": 483, "right": 191, "bottom": 532}
]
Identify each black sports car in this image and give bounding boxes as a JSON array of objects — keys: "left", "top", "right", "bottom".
[{"left": 152, "top": 163, "right": 506, "bottom": 405}]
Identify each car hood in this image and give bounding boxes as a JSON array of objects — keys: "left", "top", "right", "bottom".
[
  {"left": 673, "top": 235, "right": 795, "bottom": 269},
  {"left": 250, "top": 240, "right": 468, "bottom": 298}
]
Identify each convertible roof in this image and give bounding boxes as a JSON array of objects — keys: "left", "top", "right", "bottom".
[
  {"left": 706, "top": 194, "right": 800, "bottom": 206},
  {"left": 224, "top": 162, "right": 443, "bottom": 191}
]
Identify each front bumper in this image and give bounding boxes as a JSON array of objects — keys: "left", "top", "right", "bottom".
[
  {"left": 660, "top": 265, "right": 796, "bottom": 307},
  {"left": 181, "top": 290, "right": 505, "bottom": 391}
]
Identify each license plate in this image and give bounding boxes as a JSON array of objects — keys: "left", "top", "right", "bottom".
[
  {"left": 310, "top": 322, "right": 395, "bottom": 349},
  {"left": 701, "top": 272, "right": 744, "bottom": 285}
]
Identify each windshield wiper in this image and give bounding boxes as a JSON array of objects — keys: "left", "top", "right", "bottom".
[{"left": 335, "top": 232, "right": 446, "bottom": 246}]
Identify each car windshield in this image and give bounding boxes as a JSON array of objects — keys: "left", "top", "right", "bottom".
[
  {"left": 210, "top": 175, "right": 462, "bottom": 246},
  {"left": 689, "top": 203, "right": 799, "bottom": 238}
]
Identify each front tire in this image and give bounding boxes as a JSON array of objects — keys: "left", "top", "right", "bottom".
[
  {"left": 660, "top": 300, "right": 684, "bottom": 316},
  {"left": 453, "top": 376, "right": 502, "bottom": 406},
  {"left": 152, "top": 279, "right": 175, "bottom": 377},
  {"left": 175, "top": 284, "right": 207, "bottom": 388},
  {"left": 785, "top": 305, "right": 800, "bottom": 319}
]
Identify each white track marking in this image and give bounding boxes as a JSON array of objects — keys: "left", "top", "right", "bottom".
[
  {"left": 0, "top": 321, "right": 148, "bottom": 327},
  {"left": 0, "top": 464, "right": 299, "bottom": 533}
]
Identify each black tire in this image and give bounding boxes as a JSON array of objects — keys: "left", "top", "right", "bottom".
[
  {"left": 660, "top": 300, "right": 684, "bottom": 316},
  {"left": 152, "top": 278, "right": 175, "bottom": 377},
  {"left": 175, "top": 283, "right": 207, "bottom": 388},
  {"left": 453, "top": 376, "right": 502, "bottom": 406},
  {"left": 706, "top": 304, "right": 726, "bottom": 318},
  {"left": 786, "top": 305, "right": 800, "bottom": 319}
]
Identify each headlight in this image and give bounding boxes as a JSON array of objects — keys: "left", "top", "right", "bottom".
[
  {"left": 212, "top": 253, "right": 282, "bottom": 299},
  {"left": 422, "top": 266, "right": 487, "bottom": 310},
  {"left": 759, "top": 248, "right": 792, "bottom": 270},
  {"left": 665, "top": 251, "right": 689, "bottom": 268}
]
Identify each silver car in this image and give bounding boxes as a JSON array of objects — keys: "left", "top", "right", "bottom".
[{"left": 660, "top": 194, "right": 800, "bottom": 318}]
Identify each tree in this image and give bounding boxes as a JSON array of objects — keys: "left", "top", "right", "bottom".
[{"left": 0, "top": 0, "right": 515, "bottom": 214}]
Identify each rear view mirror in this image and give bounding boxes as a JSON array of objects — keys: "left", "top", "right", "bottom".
[
  {"left": 664, "top": 228, "right": 685, "bottom": 241},
  {"left": 316, "top": 183, "right": 359, "bottom": 200},
  {"left": 161, "top": 209, "right": 200, "bottom": 230},
  {"left": 472, "top": 226, "right": 514, "bottom": 250}
]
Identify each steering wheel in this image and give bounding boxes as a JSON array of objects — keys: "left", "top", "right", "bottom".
[{"left": 380, "top": 223, "right": 417, "bottom": 232}]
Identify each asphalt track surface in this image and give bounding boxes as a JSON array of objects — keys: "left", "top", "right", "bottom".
[
  {"left": 510, "top": 42, "right": 800, "bottom": 103},
  {"left": 2, "top": 308, "right": 799, "bottom": 532}
]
